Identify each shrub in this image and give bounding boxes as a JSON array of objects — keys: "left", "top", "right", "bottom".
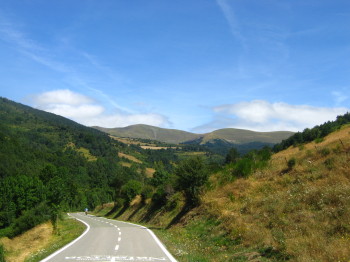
[
  {"left": 8, "top": 202, "right": 51, "bottom": 238},
  {"left": 324, "top": 158, "right": 335, "bottom": 170},
  {"left": 120, "top": 180, "right": 142, "bottom": 205},
  {"left": 151, "top": 188, "right": 168, "bottom": 207},
  {"left": 140, "top": 185, "right": 154, "bottom": 204},
  {"left": 234, "top": 158, "right": 254, "bottom": 177},
  {"left": 320, "top": 148, "right": 331, "bottom": 156},
  {"left": 287, "top": 158, "right": 296, "bottom": 170},
  {"left": 315, "top": 137, "right": 324, "bottom": 144}
]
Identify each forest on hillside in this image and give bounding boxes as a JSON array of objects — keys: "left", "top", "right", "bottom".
[{"left": 0, "top": 98, "right": 143, "bottom": 237}]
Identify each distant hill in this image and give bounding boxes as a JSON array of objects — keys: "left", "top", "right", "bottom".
[
  {"left": 92, "top": 124, "right": 294, "bottom": 155},
  {"left": 93, "top": 124, "right": 201, "bottom": 144}
]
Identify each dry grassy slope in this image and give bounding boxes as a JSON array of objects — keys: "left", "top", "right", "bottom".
[
  {"left": 0, "top": 222, "right": 53, "bottom": 262},
  {"left": 202, "top": 125, "right": 350, "bottom": 261}
]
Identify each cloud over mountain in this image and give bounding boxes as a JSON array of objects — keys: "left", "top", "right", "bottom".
[
  {"left": 29, "top": 89, "right": 170, "bottom": 128},
  {"left": 193, "top": 100, "right": 349, "bottom": 133}
]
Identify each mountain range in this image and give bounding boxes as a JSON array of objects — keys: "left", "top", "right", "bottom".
[{"left": 92, "top": 124, "right": 294, "bottom": 154}]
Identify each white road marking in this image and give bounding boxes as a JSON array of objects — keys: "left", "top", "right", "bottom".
[
  {"left": 119, "top": 232, "right": 122, "bottom": 236},
  {"left": 65, "top": 256, "right": 167, "bottom": 261},
  {"left": 115, "top": 244, "right": 119, "bottom": 251},
  {"left": 114, "top": 221, "right": 177, "bottom": 262},
  {"left": 118, "top": 237, "right": 121, "bottom": 242},
  {"left": 41, "top": 214, "right": 91, "bottom": 262}
]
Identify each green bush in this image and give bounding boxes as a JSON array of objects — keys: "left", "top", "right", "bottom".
[
  {"left": 320, "top": 148, "right": 331, "bottom": 156},
  {"left": 120, "top": 180, "right": 142, "bottom": 205},
  {"left": 324, "top": 158, "right": 335, "bottom": 170},
  {"left": 151, "top": 188, "right": 168, "bottom": 208},
  {"left": 287, "top": 158, "right": 296, "bottom": 170},
  {"left": 140, "top": 185, "right": 154, "bottom": 204},
  {"left": 8, "top": 202, "right": 51, "bottom": 238},
  {"left": 176, "top": 156, "right": 209, "bottom": 207},
  {"left": 315, "top": 137, "right": 324, "bottom": 144},
  {"left": 234, "top": 158, "right": 254, "bottom": 177}
]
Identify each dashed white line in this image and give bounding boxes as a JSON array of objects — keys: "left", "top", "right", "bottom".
[
  {"left": 118, "top": 237, "right": 121, "bottom": 242},
  {"left": 114, "top": 244, "right": 119, "bottom": 251}
]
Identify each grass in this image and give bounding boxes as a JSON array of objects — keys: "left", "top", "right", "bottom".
[
  {"left": 93, "top": 125, "right": 350, "bottom": 261},
  {"left": 118, "top": 152, "right": 142, "bottom": 163},
  {"left": 154, "top": 214, "right": 274, "bottom": 262},
  {"left": 25, "top": 214, "right": 85, "bottom": 262},
  {"left": 201, "top": 125, "right": 350, "bottom": 261},
  {"left": 0, "top": 214, "right": 85, "bottom": 262},
  {"left": 65, "top": 142, "right": 97, "bottom": 161}
]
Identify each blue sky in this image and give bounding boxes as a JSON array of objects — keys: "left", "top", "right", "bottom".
[{"left": 1, "top": 0, "right": 349, "bottom": 133}]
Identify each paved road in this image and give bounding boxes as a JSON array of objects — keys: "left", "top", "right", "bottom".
[{"left": 41, "top": 213, "right": 177, "bottom": 262}]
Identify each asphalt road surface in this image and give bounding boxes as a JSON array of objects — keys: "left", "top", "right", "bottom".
[{"left": 41, "top": 213, "right": 177, "bottom": 262}]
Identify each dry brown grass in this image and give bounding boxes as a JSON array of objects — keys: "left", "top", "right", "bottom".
[
  {"left": 145, "top": 167, "right": 156, "bottom": 177},
  {"left": 120, "top": 162, "right": 132, "bottom": 167},
  {"left": 0, "top": 222, "right": 52, "bottom": 262},
  {"left": 118, "top": 152, "right": 142, "bottom": 163},
  {"left": 202, "top": 126, "right": 350, "bottom": 261}
]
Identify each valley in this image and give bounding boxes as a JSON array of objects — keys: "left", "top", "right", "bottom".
[{"left": 0, "top": 97, "right": 350, "bottom": 262}]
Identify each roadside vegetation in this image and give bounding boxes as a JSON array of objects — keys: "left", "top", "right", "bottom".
[
  {"left": 0, "top": 214, "right": 85, "bottom": 262},
  {"left": 95, "top": 114, "right": 350, "bottom": 261}
]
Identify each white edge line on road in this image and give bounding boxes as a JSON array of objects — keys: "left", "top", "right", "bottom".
[
  {"left": 116, "top": 220, "right": 177, "bottom": 262},
  {"left": 40, "top": 213, "right": 90, "bottom": 262},
  {"left": 145, "top": 227, "right": 178, "bottom": 262}
]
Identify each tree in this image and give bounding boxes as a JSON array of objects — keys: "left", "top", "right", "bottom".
[
  {"left": 120, "top": 180, "right": 142, "bottom": 206},
  {"left": 225, "top": 147, "right": 240, "bottom": 164},
  {"left": 176, "top": 156, "right": 209, "bottom": 207},
  {"left": 150, "top": 162, "right": 170, "bottom": 187}
]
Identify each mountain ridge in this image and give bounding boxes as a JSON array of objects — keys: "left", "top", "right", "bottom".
[{"left": 92, "top": 124, "right": 294, "bottom": 146}]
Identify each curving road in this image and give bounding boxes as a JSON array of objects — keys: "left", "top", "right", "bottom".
[{"left": 41, "top": 213, "right": 177, "bottom": 262}]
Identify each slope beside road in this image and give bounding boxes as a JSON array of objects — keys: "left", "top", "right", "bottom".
[{"left": 41, "top": 213, "right": 177, "bottom": 262}]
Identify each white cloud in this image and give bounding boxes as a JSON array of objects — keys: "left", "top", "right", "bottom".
[
  {"left": 29, "top": 89, "right": 170, "bottom": 128},
  {"left": 198, "top": 100, "right": 349, "bottom": 132},
  {"left": 32, "top": 89, "right": 93, "bottom": 106}
]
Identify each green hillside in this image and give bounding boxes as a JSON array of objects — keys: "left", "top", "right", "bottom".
[{"left": 0, "top": 98, "right": 145, "bottom": 238}]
